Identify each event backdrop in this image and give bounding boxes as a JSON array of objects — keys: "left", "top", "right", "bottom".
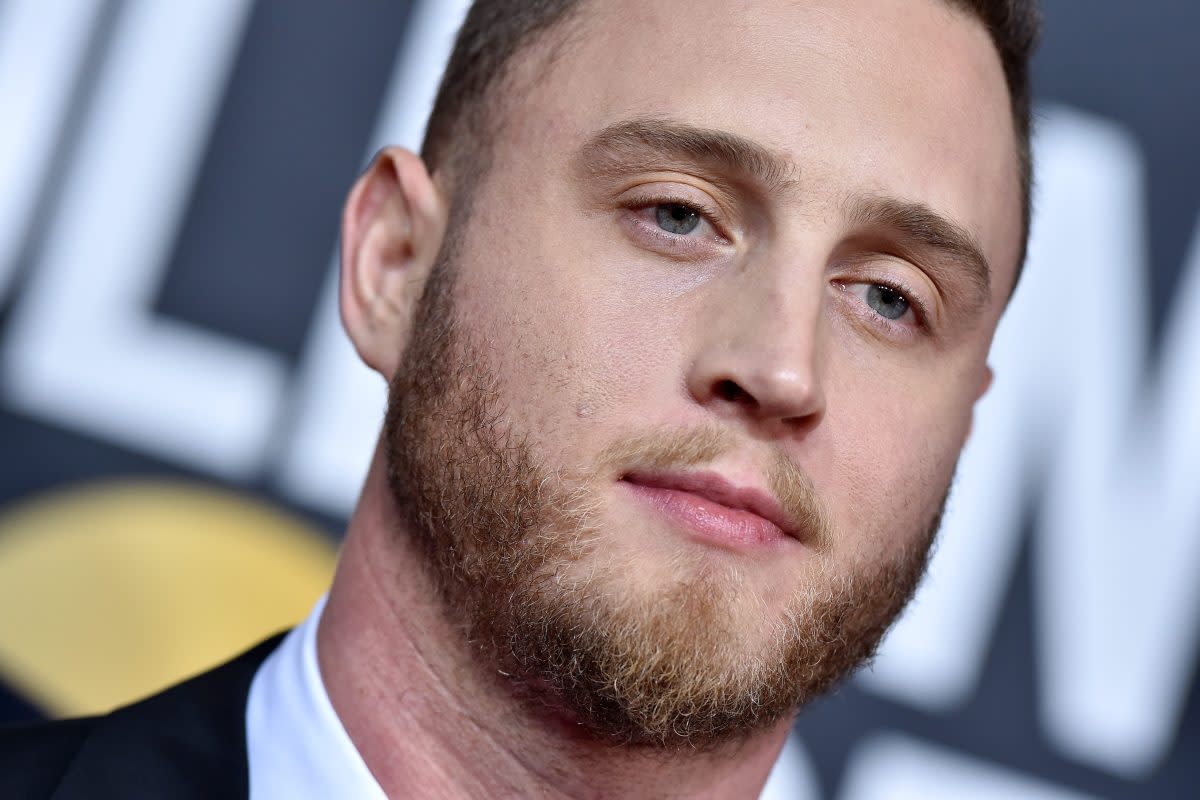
[{"left": 1, "top": 1, "right": 1197, "bottom": 797}]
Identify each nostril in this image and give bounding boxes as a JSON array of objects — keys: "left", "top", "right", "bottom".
[{"left": 715, "top": 379, "right": 747, "bottom": 404}]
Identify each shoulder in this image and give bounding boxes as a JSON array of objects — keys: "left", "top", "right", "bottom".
[
  {"left": 0, "top": 634, "right": 285, "bottom": 800},
  {"left": 0, "top": 716, "right": 98, "bottom": 798}
]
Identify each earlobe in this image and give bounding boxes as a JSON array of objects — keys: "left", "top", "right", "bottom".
[
  {"left": 977, "top": 365, "right": 994, "bottom": 401},
  {"left": 339, "top": 147, "right": 446, "bottom": 378},
  {"left": 965, "top": 364, "right": 994, "bottom": 439}
]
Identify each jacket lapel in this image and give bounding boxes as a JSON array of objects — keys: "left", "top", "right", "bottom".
[{"left": 50, "top": 634, "right": 285, "bottom": 800}]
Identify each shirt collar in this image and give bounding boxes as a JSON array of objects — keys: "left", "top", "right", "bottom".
[
  {"left": 245, "top": 595, "right": 386, "bottom": 800},
  {"left": 246, "top": 597, "right": 807, "bottom": 799}
]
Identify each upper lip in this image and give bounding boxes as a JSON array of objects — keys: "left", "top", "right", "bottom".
[{"left": 621, "top": 470, "right": 801, "bottom": 541}]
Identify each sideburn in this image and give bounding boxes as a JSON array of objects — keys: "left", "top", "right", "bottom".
[{"left": 383, "top": 254, "right": 598, "bottom": 636}]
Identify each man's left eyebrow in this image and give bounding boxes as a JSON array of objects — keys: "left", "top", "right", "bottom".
[
  {"left": 574, "top": 116, "right": 800, "bottom": 195},
  {"left": 845, "top": 195, "right": 993, "bottom": 307}
]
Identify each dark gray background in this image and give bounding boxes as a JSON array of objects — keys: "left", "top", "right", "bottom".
[{"left": 1, "top": 1, "right": 1196, "bottom": 796}]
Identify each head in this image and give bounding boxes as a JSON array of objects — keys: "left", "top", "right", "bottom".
[{"left": 340, "top": 0, "right": 1039, "bottom": 749}]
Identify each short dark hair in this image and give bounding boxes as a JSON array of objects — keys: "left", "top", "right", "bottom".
[
  {"left": 422, "top": 0, "right": 1041, "bottom": 282},
  {"left": 421, "top": 1, "right": 584, "bottom": 191}
]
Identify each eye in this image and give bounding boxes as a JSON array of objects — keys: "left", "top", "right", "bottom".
[
  {"left": 843, "top": 281, "right": 921, "bottom": 326},
  {"left": 619, "top": 187, "right": 730, "bottom": 259},
  {"left": 655, "top": 203, "right": 702, "bottom": 235},
  {"left": 865, "top": 284, "right": 910, "bottom": 320}
]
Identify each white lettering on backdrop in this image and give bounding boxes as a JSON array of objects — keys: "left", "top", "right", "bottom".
[
  {"left": 0, "top": 0, "right": 282, "bottom": 479},
  {"left": 0, "top": 0, "right": 103, "bottom": 301},
  {"left": 0, "top": 2, "right": 1196, "bottom": 790},
  {"left": 863, "top": 106, "right": 1200, "bottom": 778}
]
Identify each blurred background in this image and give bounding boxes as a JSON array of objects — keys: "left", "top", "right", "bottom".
[{"left": 0, "top": 1, "right": 1196, "bottom": 797}]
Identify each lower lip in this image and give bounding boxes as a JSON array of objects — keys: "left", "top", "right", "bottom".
[{"left": 620, "top": 480, "right": 789, "bottom": 549}]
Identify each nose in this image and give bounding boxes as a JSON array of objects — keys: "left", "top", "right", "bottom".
[{"left": 686, "top": 277, "right": 826, "bottom": 433}]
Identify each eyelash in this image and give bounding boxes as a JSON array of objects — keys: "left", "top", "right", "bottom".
[
  {"left": 623, "top": 194, "right": 731, "bottom": 248},
  {"left": 837, "top": 276, "right": 931, "bottom": 337}
]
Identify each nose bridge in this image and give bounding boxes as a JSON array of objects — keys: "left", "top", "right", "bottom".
[{"left": 689, "top": 249, "right": 827, "bottom": 426}]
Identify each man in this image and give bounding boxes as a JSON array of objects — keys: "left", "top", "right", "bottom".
[{"left": 1, "top": 0, "right": 1040, "bottom": 797}]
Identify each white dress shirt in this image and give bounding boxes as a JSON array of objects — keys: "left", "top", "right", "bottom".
[
  {"left": 245, "top": 596, "right": 386, "bottom": 800},
  {"left": 244, "top": 597, "right": 808, "bottom": 799}
]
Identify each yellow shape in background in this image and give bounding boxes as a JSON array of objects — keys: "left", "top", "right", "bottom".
[{"left": 0, "top": 480, "right": 338, "bottom": 717}]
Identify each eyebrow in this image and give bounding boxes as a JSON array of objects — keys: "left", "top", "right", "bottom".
[
  {"left": 575, "top": 117, "right": 800, "bottom": 196},
  {"left": 845, "top": 195, "right": 993, "bottom": 307}
]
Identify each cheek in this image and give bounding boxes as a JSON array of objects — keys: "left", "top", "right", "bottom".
[
  {"left": 449, "top": 173, "right": 702, "bottom": 457},
  {"left": 567, "top": 293, "right": 685, "bottom": 418},
  {"left": 817, "top": 357, "right": 974, "bottom": 560},
  {"left": 449, "top": 234, "right": 684, "bottom": 469}
]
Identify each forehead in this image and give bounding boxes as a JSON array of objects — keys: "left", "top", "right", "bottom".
[{"left": 491, "top": 0, "right": 1023, "bottom": 293}]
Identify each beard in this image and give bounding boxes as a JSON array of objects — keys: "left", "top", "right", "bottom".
[{"left": 383, "top": 249, "right": 944, "bottom": 750}]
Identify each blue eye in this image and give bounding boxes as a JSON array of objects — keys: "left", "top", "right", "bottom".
[
  {"left": 865, "top": 284, "right": 910, "bottom": 320},
  {"left": 655, "top": 203, "right": 701, "bottom": 235}
]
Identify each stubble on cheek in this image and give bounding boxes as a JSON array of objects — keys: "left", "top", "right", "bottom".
[{"left": 381, "top": 252, "right": 950, "bottom": 749}]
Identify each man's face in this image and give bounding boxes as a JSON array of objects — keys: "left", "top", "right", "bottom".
[{"left": 384, "top": 0, "right": 1020, "bottom": 747}]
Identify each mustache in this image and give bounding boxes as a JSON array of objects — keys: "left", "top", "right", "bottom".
[{"left": 593, "top": 425, "right": 833, "bottom": 551}]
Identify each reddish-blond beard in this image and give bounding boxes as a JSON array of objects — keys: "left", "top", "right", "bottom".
[{"left": 383, "top": 256, "right": 941, "bottom": 748}]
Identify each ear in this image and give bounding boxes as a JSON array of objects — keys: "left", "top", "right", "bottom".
[
  {"left": 975, "top": 364, "right": 994, "bottom": 401},
  {"left": 965, "top": 364, "right": 994, "bottom": 439},
  {"left": 340, "top": 147, "right": 446, "bottom": 378}
]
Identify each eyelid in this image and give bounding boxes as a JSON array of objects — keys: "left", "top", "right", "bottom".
[
  {"left": 619, "top": 180, "right": 736, "bottom": 242},
  {"left": 836, "top": 277, "right": 932, "bottom": 341},
  {"left": 871, "top": 276, "right": 930, "bottom": 326},
  {"left": 834, "top": 254, "right": 942, "bottom": 325}
]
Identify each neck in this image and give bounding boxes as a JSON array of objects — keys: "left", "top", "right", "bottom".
[{"left": 316, "top": 448, "right": 791, "bottom": 799}]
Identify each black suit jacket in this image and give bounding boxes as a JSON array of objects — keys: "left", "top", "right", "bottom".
[{"left": 0, "top": 635, "right": 284, "bottom": 800}]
